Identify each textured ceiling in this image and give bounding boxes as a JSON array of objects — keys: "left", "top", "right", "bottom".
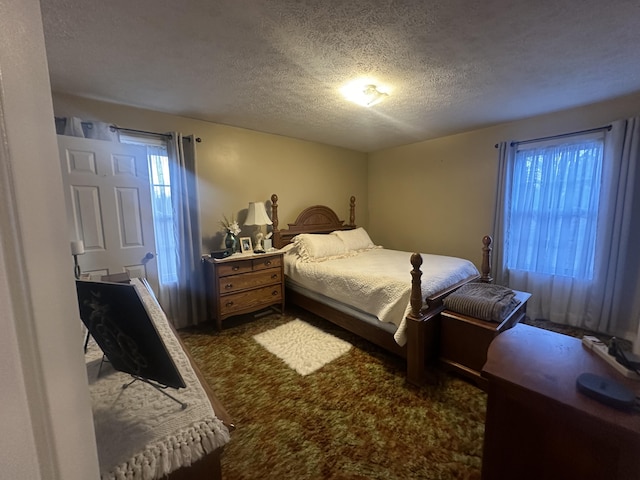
[{"left": 40, "top": 0, "right": 640, "bottom": 152}]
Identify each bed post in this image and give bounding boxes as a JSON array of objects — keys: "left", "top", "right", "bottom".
[
  {"left": 348, "top": 196, "right": 356, "bottom": 227},
  {"left": 406, "top": 253, "right": 424, "bottom": 385},
  {"left": 409, "top": 253, "right": 423, "bottom": 318},
  {"left": 271, "top": 193, "right": 280, "bottom": 248},
  {"left": 480, "top": 235, "right": 493, "bottom": 283},
  {"left": 406, "top": 253, "right": 435, "bottom": 385}
]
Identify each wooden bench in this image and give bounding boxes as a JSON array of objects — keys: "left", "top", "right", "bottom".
[{"left": 85, "top": 278, "right": 233, "bottom": 480}]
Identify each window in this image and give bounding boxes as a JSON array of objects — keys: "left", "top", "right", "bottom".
[
  {"left": 506, "top": 137, "right": 604, "bottom": 280},
  {"left": 147, "top": 146, "right": 178, "bottom": 284},
  {"left": 120, "top": 135, "right": 178, "bottom": 285}
]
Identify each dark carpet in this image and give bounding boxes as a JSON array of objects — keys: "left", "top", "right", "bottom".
[{"left": 178, "top": 307, "right": 602, "bottom": 480}]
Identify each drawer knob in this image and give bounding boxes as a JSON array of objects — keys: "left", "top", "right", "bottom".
[
  {"left": 272, "top": 290, "right": 278, "bottom": 296},
  {"left": 225, "top": 301, "right": 234, "bottom": 307},
  {"left": 232, "top": 266, "right": 240, "bottom": 271},
  {"left": 271, "top": 274, "right": 277, "bottom": 279},
  {"left": 225, "top": 283, "right": 233, "bottom": 289},
  {"left": 265, "top": 260, "right": 272, "bottom": 266}
]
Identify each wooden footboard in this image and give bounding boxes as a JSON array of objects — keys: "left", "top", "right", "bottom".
[
  {"left": 271, "top": 194, "right": 493, "bottom": 386},
  {"left": 404, "top": 241, "right": 492, "bottom": 384}
]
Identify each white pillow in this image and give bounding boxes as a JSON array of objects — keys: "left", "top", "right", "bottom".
[
  {"left": 332, "top": 227, "right": 376, "bottom": 251},
  {"left": 292, "top": 233, "right": 351, "bottom": 262}
]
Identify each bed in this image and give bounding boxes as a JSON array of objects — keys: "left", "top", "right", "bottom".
[{"left": 269, "top": 194, "right": 493, "bottom": 385}]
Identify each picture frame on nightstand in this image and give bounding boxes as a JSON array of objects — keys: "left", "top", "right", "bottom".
[{"left": 240, "top": 236, "right": 252, "bottom": 253}]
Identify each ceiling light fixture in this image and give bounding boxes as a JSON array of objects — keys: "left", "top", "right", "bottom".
[
  {"left": 362, "top": 84, "right": 388, "bottom": 107},
  {"left": 341, "top": 80, "right": 390, "bottom": 107}
]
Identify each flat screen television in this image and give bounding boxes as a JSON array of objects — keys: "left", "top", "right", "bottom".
[{"left": 76, "top": 279, "right": 186, "bottom": 389}]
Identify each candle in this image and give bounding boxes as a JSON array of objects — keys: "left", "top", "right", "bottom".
[{"left": 71, "top": 240, "right": 85, "bottom": 255}]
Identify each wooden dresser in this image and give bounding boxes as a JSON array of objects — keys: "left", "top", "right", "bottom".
[
  {"left": 481, "top": 324, "right": 640, "bottom": 480},
  {"left": 203, "top": 251, "right": 284, "bottom": 329}
]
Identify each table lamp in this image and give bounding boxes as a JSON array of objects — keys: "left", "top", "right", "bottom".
[
  {"left": 71, "top": 240, "right": 85, "bottom": 278},
  {"left": 245, "top": 202, "right": 272, "bottom": 253}
]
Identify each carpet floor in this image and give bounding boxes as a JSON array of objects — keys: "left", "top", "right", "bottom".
[{"left": 178, "top": 306, "right": 601, "bottom": 480}]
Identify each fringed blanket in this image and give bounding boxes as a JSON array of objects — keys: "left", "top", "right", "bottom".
[
  {"left": 85, "top": 279, "right": 230, "bottom": 480},
  {"left": 442, "top": 283, "right": 520, "bottom": 322}
]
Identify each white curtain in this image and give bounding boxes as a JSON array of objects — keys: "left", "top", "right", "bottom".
[
  {"left": 158, "top": 133, "right": 206, "bottom": 329},
  {"left": 493, "top": 117, "right": 640, "bottom": 348},
  {"left": 54, "top": 116, "right": 118, "bottom": 141}
]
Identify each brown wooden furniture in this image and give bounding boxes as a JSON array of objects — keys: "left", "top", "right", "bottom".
[
  {"left": 270, "top": 193, "right": 493, "bottom": 385},
  {"left": 167, "top": 321, "right": 234, "bottom": 480},
  {"left": 440, "top": 290, "right": 531, "bottom": 389},
  {"left": 203, "top": 250, "right": 284, "bottom": 330},
  {"left": 145, "top": 278, "right": 234, "bottom": 480},
  {"left": 481, "top": 323, "right": 640, "bottom": 480}
]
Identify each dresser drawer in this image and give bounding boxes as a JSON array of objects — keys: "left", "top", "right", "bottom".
[
  {"left": 216, "top": 260, "right": 253, "bottom": 277},
  {"left": 217, "top": 256, "right": 282, "bottom": 276},
  {"left": 252, "top": 255, "right": 282, "bottom": 271},
  {"left": 218, "top": 268, "right": 282, "bottom": 294},
  {"left": 219, "top": 284, "right": 283, "bottom": 316}
]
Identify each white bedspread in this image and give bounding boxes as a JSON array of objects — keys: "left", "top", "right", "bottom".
[{"left": 283, "top": 248, "right": 479, "bottom": 345}]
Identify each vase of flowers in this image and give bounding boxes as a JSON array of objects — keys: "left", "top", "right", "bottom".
[{"left": 221, "top": 215, "right": 241, "bottom": 253}]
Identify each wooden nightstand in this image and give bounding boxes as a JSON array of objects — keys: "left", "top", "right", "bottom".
[
  {"left": 439, "top": 290, "right": 531, "bottom": 389},
  {"left": 203, "top": 251, "right": 284, "bottom": 330}
]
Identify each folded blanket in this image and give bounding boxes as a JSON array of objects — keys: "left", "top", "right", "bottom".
[{"left": 443, "top": 283, "right": 520, "bottom": 322}]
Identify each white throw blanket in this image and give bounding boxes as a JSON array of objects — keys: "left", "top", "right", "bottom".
[
  {"left": 85, "top": 278, "right": 230, "bottom": 480},
  {"left": 283, "top": 248, "right": 479, "bottom": 345}
]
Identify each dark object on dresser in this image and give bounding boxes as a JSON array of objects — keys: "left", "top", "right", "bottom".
[
  {"left": 210, "top": 249, "right": 232, "bottom": 259},
  {"left": 576, "top": 372, "right": 637, "bottom": 410}
]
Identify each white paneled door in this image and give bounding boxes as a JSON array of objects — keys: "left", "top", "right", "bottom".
[{"left": 58, "top": 135, "right": 159, "bottom": 294}]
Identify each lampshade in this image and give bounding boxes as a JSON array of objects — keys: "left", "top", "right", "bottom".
[
  {"left": 245, "top": 202, "right": 272, "bottom": 226},
  {"left": 71, "top": 240, "right": 85, "bottom": 255}
]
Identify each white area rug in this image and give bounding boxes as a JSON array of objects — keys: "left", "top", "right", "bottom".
[{"left": 253, "top": 319, "right": 352, "bottom": 375}]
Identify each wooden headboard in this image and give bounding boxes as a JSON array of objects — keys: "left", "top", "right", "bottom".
[{"left": 270, "top": 194, "right": 356, "bottom": 248}]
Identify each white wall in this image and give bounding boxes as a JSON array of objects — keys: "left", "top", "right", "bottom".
[{"left": 0, "top": 0, "right": 100, "bottom": 478}]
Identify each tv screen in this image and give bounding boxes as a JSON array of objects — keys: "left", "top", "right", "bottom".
[{"left": 76, "top": 279, "right": 186, "bottom": 389}]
